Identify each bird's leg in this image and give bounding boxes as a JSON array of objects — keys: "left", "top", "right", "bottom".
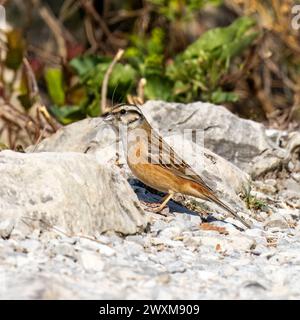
[
  {"left": 140, "top": 192, "right": 174, "bottom": 216},
  {"left": 152, "top": 192, "right": 174, "bottom": 213}
]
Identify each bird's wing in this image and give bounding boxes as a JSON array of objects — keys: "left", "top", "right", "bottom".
[
  {"left": 146, "top": 129, "right": 251, "bottom": 229},
  {"left": 148, "top": 130, "right": 215, "bottom": 193}
]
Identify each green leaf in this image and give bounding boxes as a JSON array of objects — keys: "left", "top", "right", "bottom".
[
  {"left": 181, "top": 16, "right": 256, "bottom": 60},
  {"left": 144, "top": 75, "right": 172, "bottom": 101},
  {"left": 17, "top": 94, "right": 33, "bottom": 110},
  {"left": 166, "top": 16, "right": 258, "bottom": 102},
  {"left": 108, "top": 63, "right": 137, "bottom": 93},
  {"left": 70, "top": 55, "right": 111, "bottom": 79},
  {"left": 125, "top": 28, "right": 165, "bottom": 78},
  {"left": 5, "top": 30, "right": 25, "bottom": 71},
  {"left": 44, "top": 68, "right": 65, "bottom": 106},
  {"left": 17, "top": 69, "right": 35, "bottom": 110},
  {"left": 49, "top": 105, "right": 85, "bottom": 125},
  {"left": 0, "top": 142, "right": 9, "bottom": 151},
  {"left": 147, "top": 28, "right": 165, "bottom": 55},
  {"left": 210, "top": 89, "right": 238, "bottom": 104}
]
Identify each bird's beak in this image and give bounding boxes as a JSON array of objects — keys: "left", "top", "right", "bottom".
[{"left": 102, "top": 113, "right": 114, "bottom": 123}]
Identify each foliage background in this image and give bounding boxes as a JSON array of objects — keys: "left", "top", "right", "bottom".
[{"left": 0, "top": 0, "right": 299, "bottom": 149}]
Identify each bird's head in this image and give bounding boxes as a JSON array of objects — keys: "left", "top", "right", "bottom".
[{"left": 103, "top": 104, "right": 145, "bottom": 130}]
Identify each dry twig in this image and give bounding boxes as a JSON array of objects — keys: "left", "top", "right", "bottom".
[
  {"left": 101, "top": 49, "right": 124, "bottom": 114},
  {"left": 80, "top": 0, "right": 122, "bottom": 48},
  {"left": 38, "top": 5, "right": 68, "bottom": 61}
]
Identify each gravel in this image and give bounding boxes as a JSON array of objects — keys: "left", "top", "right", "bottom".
[{"left": 1, "top": 205, "right": 300, "bottom": 300}]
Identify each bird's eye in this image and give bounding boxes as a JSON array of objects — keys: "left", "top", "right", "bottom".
[{"left": 120, "top": 109, "right": 126, "bottom": 115}]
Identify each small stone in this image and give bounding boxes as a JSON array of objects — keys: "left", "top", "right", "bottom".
[
  {"left": 167, "top": 261, "right": 186, "bottom": 273},
  {"left": 97, "top": 244, "right": 115, "bottom": 257},
  {"left": 281, "top": 178, "right": 300, "bottom": 194},
  {"left": 200, "top": 236, "right": 227, "bottom": 249},
  {"left": 265, "top": 179, "right": 277, "bottom": 187},
  {"left": 259, "top": 211, "right": 269, "bottom": 220},
  {"left": 122, "top": 241, "right": 144, "bottom": 256},
  {"left": 291, "top": 173, "right": 300, "bottom": 182},
  {"left": 78, "top": 238, "right": 115, "bottom": 256},
  {"left": 162, "top": 238, "right": 185, "bottom": 248},
  {"left": 20, "top": 239, "right": 40, "bottom": 252},
  {"left": 288, "top": 161, "right": 295, "bottom": 171},
  {"left": 254, "top": 181, "right": 277, "bottom": 194},
  {"left": 53, "top": 243, "right": 76, "bottom": 259},
  {"left": 79, "top": 251, "right": 105, "bottom": 271},
  {"left": 264, "top": 219, "right": 289, "bottom": 230},
  {"left": 223, "top": 265, "right": 236, "bottom": 277},
  {"left": 264, "top": 211, "right": 292, "bottom": 230},
  {"left": 156, "top": 273, "right": 171, "bottom": 284},
  {"left": 125, "top": 235, "right": 146, "bottom": 246},
  {"left": 0, "top": 219, "right": 14, "bottom": 239},
  {"left": 159, "top": 226, "right": 182, "bottom": 239},
  {"left": 151, "top": 220, "right": 168, "bottom": 233},
  {"left": 183, "top": 236, "right": 202, "bottom": 247}
]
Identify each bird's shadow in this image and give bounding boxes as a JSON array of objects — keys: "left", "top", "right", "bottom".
[
  {"left": 128, "top": 178, "right": 200, "bottom": 217},
  {"left": 128, "top": 178, "right": 244, "bottom": 230}
]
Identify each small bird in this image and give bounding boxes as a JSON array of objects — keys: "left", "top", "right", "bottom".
[{"left": 103, "top": 104, "right": 250, "bottom": 229}]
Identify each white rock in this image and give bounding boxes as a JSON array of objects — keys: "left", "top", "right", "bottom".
[
  {"left": 0, "top": 151, "right": 147, "bottom": 236},
  {"left": 0, "top": 219, "right": 14, "bottom": 239},
  {"left": 159, "top": 226, "right": 183, "bottom": 239},
  {"left": 79, "top": 251, "right": 105, "bottom": 271}
]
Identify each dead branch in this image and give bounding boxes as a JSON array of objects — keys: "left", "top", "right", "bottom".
[
  {"left": 39, "top": 5, "right": 68, "bottom": 61},
  {"left": 80, "top": 0, "right": 126, "bottom": 48},
  {"left": 101, "top": 49, "right": 124, "bottom": 114},
  {"left": 23, "top": 57, "right": 40, "bottom": 100},
  {"left": 137, "top": 78, "right": 147, "bottom": 104}
]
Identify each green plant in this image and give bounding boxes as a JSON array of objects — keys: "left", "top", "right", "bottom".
[
  {"left": 149, "top": 0, "right": 221, "bottom": 21},
  {"left": 125, "top": 27, "right": 172, "bottom": 101},
  {"left": 0, "top": 142, "right": 9, "bottom": 151},
  {"left": 166, "top": 16, "right": 258, "bottom": 103},
  {"left": 45, "top": 55, "right": 137, "bottom": 124},
  {"left": 123, "top": 17, "right": 258, "bottom": 105},
  {"left": 241, "top": 183, "right": 269, "bottom": 211}
]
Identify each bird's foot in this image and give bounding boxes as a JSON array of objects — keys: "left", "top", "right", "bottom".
[{"left": 140, "top": 201, "right": 170, "bottom": 217}]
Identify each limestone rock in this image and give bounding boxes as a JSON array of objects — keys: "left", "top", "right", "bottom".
[
  {"left": 27, "top": 107, "right": 251, "bottom": 215},
  {"left": 27, "top": 101, "right": 273, "bottom": 172},
  {"left": 0, "top": 150, "right": 147, "bottom": 236},
  {"left": 141, "top": 100, "right": 273, "bottom": 170},
  {"left": 26, "top": 117, "right": 107, "bottom": 153}
]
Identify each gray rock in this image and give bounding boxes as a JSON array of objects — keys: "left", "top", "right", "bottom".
[
  {"left": 27, "top": 101, "right": 300, "bottom": 181},
  {"left": 264, "top": 219, "right": 289, "bottom": 230},
  {"left": 159, "top": 226, "right": 183, "bottom": 239},
  {"left": 30, "top": 110, "right": 251, "bottom": 217},
  {"left": 281, "top": 178, "right": 300, "bottom": 194},
  {"left": 0, "top": 219, "right": 14, "bottom": 239},
  {"left": 20, "top": 239, "right": 40, "bottom": 252},
  {"left": 0, "top": 150, "right": 147, "bottom": 236},
  {"left": 250, "top": 131, "right": 300, "bottom": 178},
  {"left": 253, "top": 181, "right": 277, "bottom": 194},
  {"left": 77, "top": 238, "right": 115, "bottom": 256},
  {"left": 29, "top": 101, "right": 272, "bottom": 170},
  {"left": 250, "top": 148, "right": 288, "bottom": 179},
  {"left": 141, "top": 100, "right": 273, "bottom": 169},
  {"left": 27, "top": 118, "right": 106, "bottom": 153},
  {"left": 264, "top": 212, "right": 291, "bottom": 230},
  {"left": 167, "top": 261, "right": 186, "bottom": 273},
  {"left": 78, "top": 251, "right": 105, "bottom": 272}
]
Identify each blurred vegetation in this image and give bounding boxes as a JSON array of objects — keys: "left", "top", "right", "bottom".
[{"left": 0, "top": 0, "right": 299, "bottom": 149}]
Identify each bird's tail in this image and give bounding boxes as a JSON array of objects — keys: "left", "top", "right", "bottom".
[{"left": 207, "top": 193, "right": 251, "bottom": 229}]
